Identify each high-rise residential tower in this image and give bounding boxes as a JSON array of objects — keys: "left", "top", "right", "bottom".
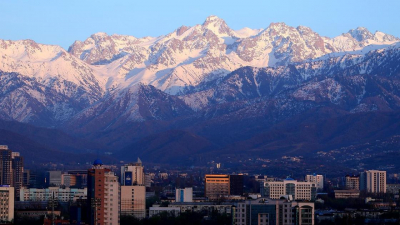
[
  {"left": 360, "top": 170, "right": 386, "bottom": 193},
  {"left": 0, "top": 146, "right": 12, "bottom": 185},
  {"left": 87, "top": 159, "right": 119, "bottom": 225},
  {"left": 0, "top": 146, "right": 24, "bottom": 200},
  {"left": 12, "top": 152, "right": 23, "bottom": 200}
]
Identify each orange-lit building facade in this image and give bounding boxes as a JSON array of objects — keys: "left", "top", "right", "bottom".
[
  {"left": 205, "top": 174, "right": 243, "bottom": 200},
  {"left": 87, "top": 160, "right": 119, "bottom": 225}
]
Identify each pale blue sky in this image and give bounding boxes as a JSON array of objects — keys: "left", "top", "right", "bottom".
[{"left": 1, "top": 0, "right": 399, "bottom": 49}]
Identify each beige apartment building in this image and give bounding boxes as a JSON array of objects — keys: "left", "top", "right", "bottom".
[
  {"left": 0, "top": 186, "right": 14, "bottom": 222},
  {"left": 121, "top": 185, "right": 146, "bottom": 219}
]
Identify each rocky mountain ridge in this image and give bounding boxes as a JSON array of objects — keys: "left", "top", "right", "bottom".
[
  {"left": 0, "top": 16, "right": 400, "bottom": 165},
  {"left": 0, "top": 16, "right": 398, "bottom": 126}
]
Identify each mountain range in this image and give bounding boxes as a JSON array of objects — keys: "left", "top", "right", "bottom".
[{"left": 1, "top": 16, "right": 400, "bottom": 167}]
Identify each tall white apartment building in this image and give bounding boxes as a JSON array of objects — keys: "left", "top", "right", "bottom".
[
  {"left": 262, "top": 178, "right": 317, "bottom": 201},
  {"left": 305, "top": 174, "right": 324, "bottom": 191},
  {"left": 104, "top": 168, "right": 120, "bottom": 225},
  {"left": 360, "top": 170, "right": 386, "bottom": 193}
]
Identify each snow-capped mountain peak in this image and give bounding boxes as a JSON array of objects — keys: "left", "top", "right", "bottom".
[
  {"left": 201, "top": 15, "right": 235, "bottom": 37},
  {"left": 1, "top": 16, "right": 400, "bottom": 127},
  {"left": 91, "top": 32, "right": 109, "bottom": 38},
  {"left": 348, "top": 27, "right": 374, "bottom": 42},
  {"left": 202, "top": 15, "right": 225, "bottom": 26},
  {"left": 0, "top": 39, "right": 101, "bottom": 94}
]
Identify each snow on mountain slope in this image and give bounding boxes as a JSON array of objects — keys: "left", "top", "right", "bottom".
[
  {"left": 68, "top": 17, "right": 399, "bottom": 94},
  {"left": 68, "top": 83, "right": 193, "bottom": 131},
  {"left": 0, "top": 71, "right": 88, "bottom": 126},
  {"left": 82, "top": 16, "right": 247, "bottom": 94},
  {"left": 234, "top": 27, "right": 264, "bottom": 38},
  {"left": 0, "top": 39, "right": 106, "bottom": 125},
  {"left": 327, "top": 27, "right": 399, "bottom": 52},
  {"left": 0, "top": 39, "right": 104, "bottom": 103},
  {"left": 1, "top": 16, "right": 399, "bottom": 126},
  {"left": 181, "top": 44, "right": 400, "bottom": 111},
  {"left": 68, "top": 32, "right": 157, "bottom": 65}
]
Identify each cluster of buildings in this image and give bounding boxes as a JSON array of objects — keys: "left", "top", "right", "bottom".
[
  {"left": 149, "top": 174, "right": 316, "bottom": 225},
  {"left": 81, "top": 158, "right": 148, "bottom": 224},
  {"left": 334, "top": 170, "right": 387, "bottom": 199},
  {"left": 0, "top": 147, "right": 148, "bottom": 225},
  {"left": 0, "top": 143, "right": 398, "bottom": 225}
]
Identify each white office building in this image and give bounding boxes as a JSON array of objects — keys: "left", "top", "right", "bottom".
[
  {"left": 262, "top": 178, "right": 317, "bottom": 201},
  {"left": 175, "top": 187, "right": 193, "bottom": 202}
]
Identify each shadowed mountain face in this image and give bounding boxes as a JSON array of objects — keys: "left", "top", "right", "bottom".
[
  {"left": 217, "top": 111, "right": 400, "bottom": 157},
  {"left": 0, "top": 119, "right": 123, "bottom": 166},
  {"left": 99, "top": 67, "right": 400, "bottom": 163},
  {"left": 1, "top": 17, "right": 400, "bottom": 166},
  {"left": 115, "top": 130, "right": 216, "bottom": 164},
  {"left": 2, "top": 53, "right": 400, "bottom": 164},
  {"left": 0, "top": 128, "right": 115, "bottom": 165},
  {"left": 0, "top": 120, "right": 108, "bottom": 154}
]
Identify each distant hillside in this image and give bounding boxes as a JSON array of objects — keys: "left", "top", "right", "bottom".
[
  {"left": 115, "top": 130, "right": 216, "bottom": 164},
  {"left": 0, "top": 120, "right": 109, "bottom": 154}
]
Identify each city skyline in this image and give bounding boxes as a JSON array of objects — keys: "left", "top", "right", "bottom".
[{"left": 1, "top": 0, "right": 400, "bottom": 224}]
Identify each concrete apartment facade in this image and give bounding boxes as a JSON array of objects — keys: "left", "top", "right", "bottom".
[{"left": 234, "top": 198, "right": 314, "bottom": 225}]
